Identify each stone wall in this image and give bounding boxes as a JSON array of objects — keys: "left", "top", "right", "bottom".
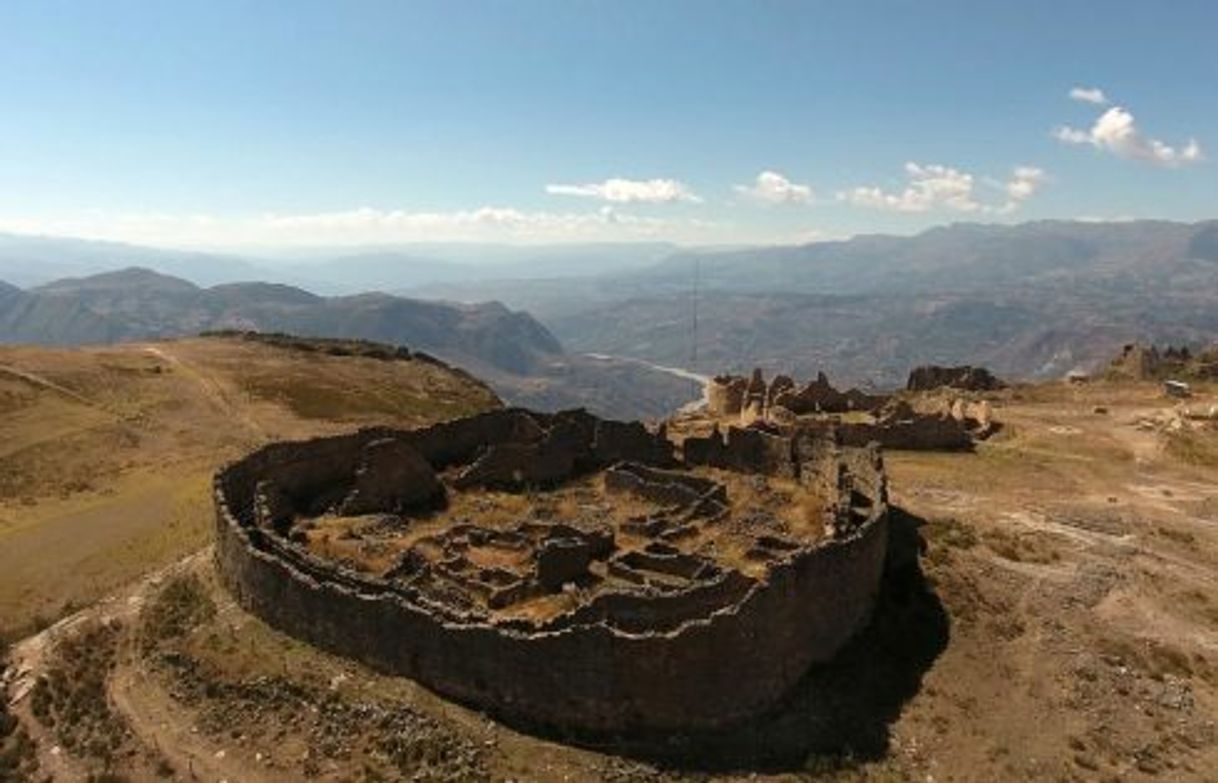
[{"left": 213, "top": 408, "right": 889, "bottom": 737}]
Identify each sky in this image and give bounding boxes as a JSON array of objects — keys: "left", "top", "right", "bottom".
[{"left": 0, "top": 0, "right": 1214, "bottom": 249}]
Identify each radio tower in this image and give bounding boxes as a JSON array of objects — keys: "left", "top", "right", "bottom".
[{"left": 690, "top": 256, "right": 700, "bottom": 399}]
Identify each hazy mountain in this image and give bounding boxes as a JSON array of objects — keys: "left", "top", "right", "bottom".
[
  {"left": 0, "top": 234, "right": 678, "bottom": 295},
  {"left": 294, "top": 242, "right": 678, "bottom": 294},
  {"left": 3, "top": 268, "right": 557, "bottom": 373},
  {"left": 535, "top": 220, "right": 1218, "bottom": 386},
  {"left": 0, "top": 233, "right": 266, "bottom": 288},
  {"left": 9, "top": 219, "right": 1211, "bottom": 404}
]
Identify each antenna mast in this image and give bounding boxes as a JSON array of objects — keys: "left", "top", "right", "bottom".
[{"left": 691, "top": 256, "right": 700, "bottom": 397}]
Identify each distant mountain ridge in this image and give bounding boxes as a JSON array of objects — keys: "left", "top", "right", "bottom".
[
  {"left": 0, "top": 267, "right": 561, "bottom": 376},
  {"left": 523, "top": 219, "right": 1218, "bottom": 386},
  {"left": 0, "top": 233, "right": 265, "bottom": 288},
  {"left": 0, "top": 232, "right": 678, "bottom": 292},
  {"left": 6, "top": 217, "right": 1215, "bottom": 408},
  {"left": 0, "top": 267, "right": 696, "bottom": 418}
]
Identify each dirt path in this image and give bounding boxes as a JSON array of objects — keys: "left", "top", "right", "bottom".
[
  {"left": 0, "top": 362, "right": 105, "bottom": 410},
  {"left": 6, "top": 550, "right": 226, "bottom": 781},
  {"left": 144, "top": 344, "right": 266, "bottom": 438},
  {"left": 110, "top": 660, "right": 273, "bottom": 783}
]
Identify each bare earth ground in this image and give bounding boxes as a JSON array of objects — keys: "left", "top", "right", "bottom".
[{"left": 3, "top": 367, "right": 1217, "bottom": 781}]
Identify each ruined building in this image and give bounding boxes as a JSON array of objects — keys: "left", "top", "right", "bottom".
[
  {"left": 214, "top": 407, "right": 889, "bottom": 736},
  {"left": 700, "top": 368, "right": 996, "bottom": 451}
]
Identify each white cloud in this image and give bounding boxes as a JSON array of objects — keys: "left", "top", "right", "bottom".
[
  {"left": 1069, "top": 86, "right": 1108, "bottom": 105},
  {"left": 837, "top": 162, "right": 981, "bottom": 213},
  {"left": 732, "top": 170, "right": 813, "bottom": 204},
  {"left": 544, "top": 177, "right": 701, "bottom": 203},
  {"left": 1054, "top": 104, "right": 1204, "bottom": 167},
  {"left": 838, "top": 162, "right": 1047, "bottom": 215},
  {"left": 0, "top": 205, "right": 722, "bottom": 247},
  {"left": 1005, "top": 166, "right": 1046, "bottom": 202},
  {"left": 993, "top": 166, "right": 1048, "bottom": 214}
]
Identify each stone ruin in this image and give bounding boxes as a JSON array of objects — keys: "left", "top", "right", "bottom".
[
  {"left": 1108, "top": 342, "right": 1218, "bottom": 382},
  {"left": 707, "top": 368, "right": 886, "bottom": 422},
  {"left": 700, "top": 368, "right": 997, "bottom": 451},
  {"left": 214, "top": 407, "right": 889, "bottom": 737},
  {"left": 905, "top": 364, "right": 1005, "bottom": 392}
]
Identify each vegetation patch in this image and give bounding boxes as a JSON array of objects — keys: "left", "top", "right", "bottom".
[
  {"left": 152, "top": 648, "right": 492, "bottom": 781},
  {"left": 28, "top": 621, "right": 131, "bottom": 775},
  {"left": 923, "top": 517, "right": 980, "bottom": 550},
  {"left": 139, "top": 573, "right": 216, "bottom": 652},
  {"left": 1165, "top": 428, "right": 1218, "bottom": 468},
  {"left": 982, "top": 528, "right": 1062, "bottom": 564},
  {"left": 202, "top": 330, "right": 416, "bottom": 362},
  {"left": 0, "top": 642, "right": 39, "bottom": 782}
]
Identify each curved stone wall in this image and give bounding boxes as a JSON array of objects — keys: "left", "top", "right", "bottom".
[{"left": 213, "top": 408, "right": 890, "bottom": 736}]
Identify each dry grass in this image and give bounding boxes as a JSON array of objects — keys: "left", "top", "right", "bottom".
[
  {"left": 139, "top": 573, "right": 216, "bottom": 652},
  {"left": 981, "top": 528, "right": 1062, "bottom": 564},
  {"left": 1165, "top": 427, "right": 1218, "bottom": 467},
  {"left": 0, "top": 336, "right": 500, "bottom": 641}
]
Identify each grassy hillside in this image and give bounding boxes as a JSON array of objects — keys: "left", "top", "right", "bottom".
[{"left": 0, "top": 335, "right": 501, "bottom": 639}]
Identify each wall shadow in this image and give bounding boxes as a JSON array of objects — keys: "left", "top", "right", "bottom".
[{"left": 554, "top": 506, "right": 950, "bottom": 772}]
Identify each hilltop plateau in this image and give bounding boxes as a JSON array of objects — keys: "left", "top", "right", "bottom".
[
  {"left": 2, "top": 357, "right": 1215, "bottom": 781},
  {"left": 0, "top": 333, "right": 501, "bottom": 638}
]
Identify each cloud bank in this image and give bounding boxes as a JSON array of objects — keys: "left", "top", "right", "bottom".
[
  {"left": 733, "top": 170, "right": 813, "bottom": 204},
  {"left": 1055, "top": 93, "right": 1203, "bottom": 167},
  {"left": 0, "top": 206, "right": 723, "bottom": 248},
  {"left": 545, "top": 177, "right": 701, "bottom": 203},
  {"left": 837, "top": 162, "right": 1046, "bottom": 214},
  {"left": 1069, "top": 86, "right": 1108, "bottom": 105}
]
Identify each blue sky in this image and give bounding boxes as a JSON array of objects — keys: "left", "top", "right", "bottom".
[{"left": 0, "top": 0, "right": 1214, "bottom": 247}]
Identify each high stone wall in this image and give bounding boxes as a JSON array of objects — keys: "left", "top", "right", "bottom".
[{"left": 213, "top": 407, "right": 889, "bottom": 737}]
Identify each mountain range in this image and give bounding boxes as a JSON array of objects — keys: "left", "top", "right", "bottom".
[
  {"left": 3, "top": 218, "right": 1218, "bottom": 410},
  {"left": 421, "top": 219, "right": 1218, "bottom": 385},
  {"left": 0, "top": 268, "right": 694, "bottom": 418}
]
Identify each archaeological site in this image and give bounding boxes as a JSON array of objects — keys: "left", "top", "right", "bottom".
[
  {"left": 213, "top": 404, "right": 892, "bottom": 737},
  {"left": 692, "top": 366, "right": 1000, "bottom": 451}
]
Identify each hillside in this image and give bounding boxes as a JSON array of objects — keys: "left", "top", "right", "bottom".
[
  {"left": 4, "top": 268, "right": 560, "bottom": 374},
  {"left": 0, "top": 268, "right": 694, "bottom": 418},
  {"left": 530, "top": 220, "right": 1218, "bottom": 386},
  {"left": 0, "top": 334, "right": 501, "bottom": 638},
  {"left": 5, "top": 372, "right": 1217, "bottom": 780}
]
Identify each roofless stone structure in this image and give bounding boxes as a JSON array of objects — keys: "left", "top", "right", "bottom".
[{"left": 214, "top": 407, "right": 888, "bottom": 736}]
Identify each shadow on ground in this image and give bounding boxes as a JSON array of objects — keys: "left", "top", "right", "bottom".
[{"left": 556, "top": 506, "right": 950, "bottom": 773}]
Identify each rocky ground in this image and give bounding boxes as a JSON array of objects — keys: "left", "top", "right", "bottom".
[{"left": 2, "top": 377, "right": 1217, "bottom": 781}]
